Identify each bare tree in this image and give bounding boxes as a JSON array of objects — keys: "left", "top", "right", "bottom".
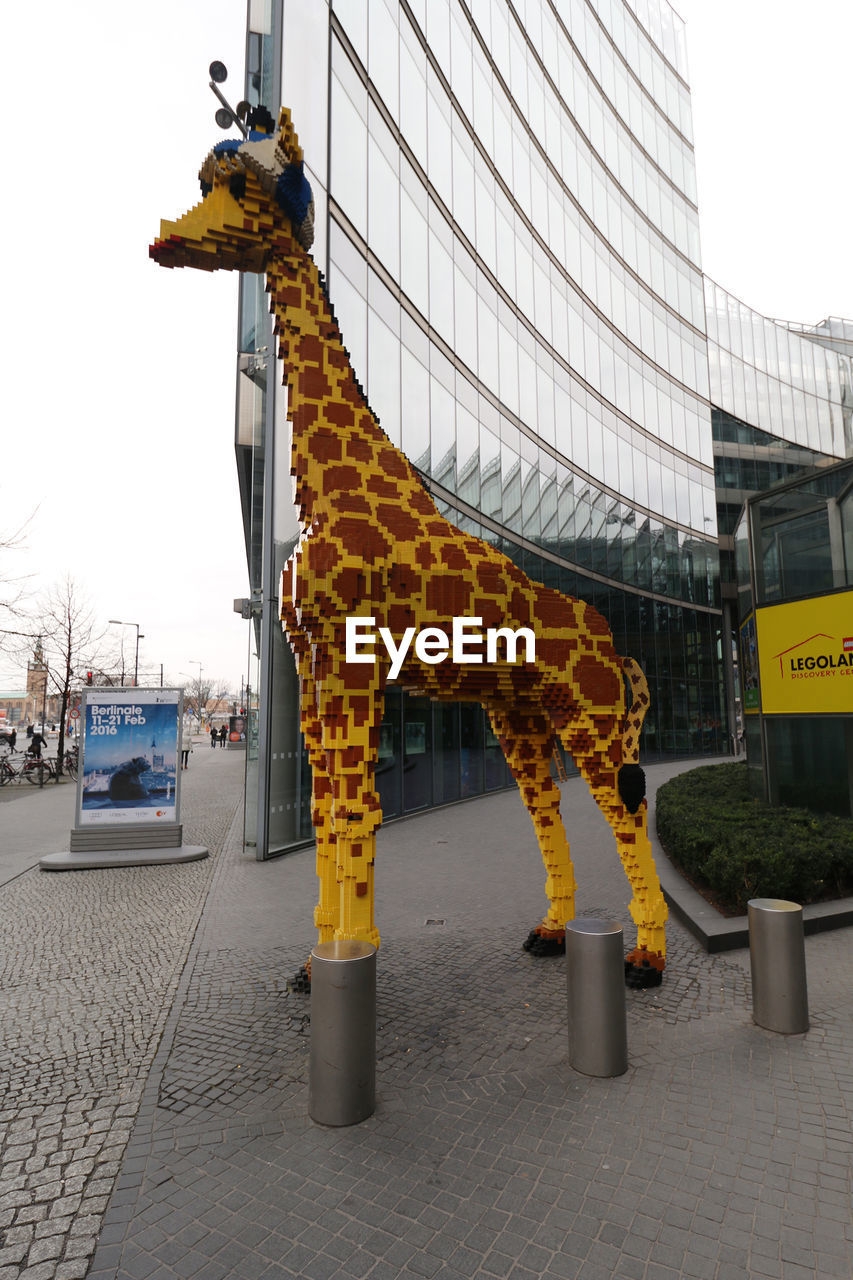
[
  {"left": 183, "top": 676, "right": 231, "bottom": 727},
  {"left": 25, "top": 576, "right": 108, "bottom": 775}
]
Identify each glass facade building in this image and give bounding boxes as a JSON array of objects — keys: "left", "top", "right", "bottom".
[{"left": 234, "top": 0, "right": 848, "bottom": 856}]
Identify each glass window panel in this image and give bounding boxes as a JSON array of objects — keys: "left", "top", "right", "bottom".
[
  {"left": 428, "top": 229, "right": 454, "bottom": 345},
  {"left": 367, "top": 0, "right": 399, "bottom": 116},
  {"left": 401, "top": 348, "right": 430, "bottom": 471},
  {"left": 400, "top": 190, "right": 428, "bottom": 316},
  {"left": 456, "top": 403, "right": 479, "bottom": 506},
  {"left": 367, "top": 136, "right": 399, "bottom": 276},
  {"left": 451, "top": 134, "right": 476, "bottom": 243},
  {"left": 477, "top": 295, "right": 499, "bottom": 394},
  {"left": 430, "top": 376, "right": 456, "bottom": 488},
  {"left": 399, "top": 39, "right": 427, "bottom": 167},
  {"left": 479, "top": 423, "right": 501, "bottom": 519},
  {"left": 329, "top": 266, "right": 367, "bottom": 390},
  {"left": 427, "top": 88, "right": 453, "bottom": 209},
  {"left": 330, "top": 74, "right": 367, "bottom": 237},
  {"left": 367, "top": 309, "right": 401, "bottom": 447},
  {"left": 498, "top": 321, "right": 520, "bottom": 416},
  {"left": 474, "top": 172, "right": 496, "bottom": 270},
  {"left": 453, "top": 263, "right": 478, "bottom": 375}
]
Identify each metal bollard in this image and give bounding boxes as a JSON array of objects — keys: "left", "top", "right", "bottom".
[
  {"left": 309, "top": 940, "right": 376, "bottom": 1126},
  {"left": 748, "top": 899, "right": 809, "bottom": 1034},
  {"left": 566, "top": 919, "right": 628, "bottom": 1077}
]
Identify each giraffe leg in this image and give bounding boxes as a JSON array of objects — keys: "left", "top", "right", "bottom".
[
  {"left": 490, "top": 709, "right": 577, "bottom": 958},
  {"left": 287, "top": 659, "right": 338, "bottom": 994},
  {"left": 318, "top": 680, "right": 384, "bottom": 951},
  {"left": 300, "top": 665, "right": 338, "bottom": 943},
  {"left": 562, "top": 726, "right": 667, "bottom": 989}
]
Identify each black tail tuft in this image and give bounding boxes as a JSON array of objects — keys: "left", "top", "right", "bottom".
[{"left": 618, "top": 763, "right": 646, "bottom": 814}]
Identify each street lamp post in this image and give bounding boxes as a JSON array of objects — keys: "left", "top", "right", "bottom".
[{"left": 109, "top": 620, "right": 144, "bottom": 687}]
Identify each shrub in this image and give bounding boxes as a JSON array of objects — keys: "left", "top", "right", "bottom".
[{"left": 655, "top": 763, "right": 853, "bottom": 915}]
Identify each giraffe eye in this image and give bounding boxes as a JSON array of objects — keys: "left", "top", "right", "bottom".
[
  {"left": 229, "top": 173, "right": 246, "bottom": 202},
  {"left": 200, "top": 179, "right": 212, "bottom": 197}
]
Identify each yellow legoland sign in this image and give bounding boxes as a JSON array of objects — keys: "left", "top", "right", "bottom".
[{"left": 755, "top": 591, "right": 853, "bottom": 714}]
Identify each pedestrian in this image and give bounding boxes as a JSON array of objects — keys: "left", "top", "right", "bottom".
[
  {"left": 28, "top": 729, "right": 45, "bottom": 758},
  {"left": 219, "top": 725, "right": 228, "bottom": 748},
  {"left": 210, "top": 724, "right": 216, "bottom": 748},
  {"left": 181, "top": 725, "right": 193, "bottom": 770}
]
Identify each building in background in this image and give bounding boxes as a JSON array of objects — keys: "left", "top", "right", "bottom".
[{"left": 233, "top": 0, "right": 851, "bottom": 857}]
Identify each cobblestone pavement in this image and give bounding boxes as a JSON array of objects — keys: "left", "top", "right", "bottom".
[
  {"left": 71, "top": 760, "right": 853, "bottom": 1280},
  {"left": 0, "top": 747, "right": 245, "bottom": 1280}
]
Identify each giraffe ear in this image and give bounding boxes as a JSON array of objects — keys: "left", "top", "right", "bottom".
[{"left": 275, "top": 106, "right": 304, "bottom": 166}]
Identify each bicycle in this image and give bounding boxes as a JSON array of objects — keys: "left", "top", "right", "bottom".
[
  {"left": 22, "top": 754, "right": 57, "bottom": 785},
  {"left": 61, "top": 745, "right": 79, "bottom": 780},
  {"left": 0, "top": 753, "right": 18, "bottom": 785}
]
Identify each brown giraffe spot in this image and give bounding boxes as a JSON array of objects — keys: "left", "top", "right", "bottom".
[
  {"left": 472, "top": 598, "right": 503, "bottom": 628},
  {"left": 366, "top": 475, "right": 402, "bottom": 499},
  {"left": 326, "top": 400, "right": 355, "bottom": 428},
  {"left": 377, "top": 504, "right": 421, "bottom": 541},
  {"left": 476, "top": 563, "right": 506, "bottom": 596},
  {"left": 414, "top": 542, "right": 436, "bottom": 569},
  {"left": 297, "top": 333, "right": 324, "bottom": 363},
  {"left": 337, "top": 493, "right": 371, "bottom": 515},
  {"left": 346, "top": 436, "right": 374, "bottom": 463},
  {"left": 537, "top": 636, "right": 574, "bottom": 667},
  {"left": 323, "top": 465, "right": 363, "bottom": 495},
  {"left": 583, "top": 605, "right": 611, "bottom": 635},
  {"left": 440, "top": 543, "right": 469, "bottom": 570},
  {"left": 377, "top": 447, "right": 410, "bottom": 478},
  {"left": 410, "top": 490, "right": 435, "bottom": 515},
  {"left": 332, "top": 566, "right": 367, "bottom": 605},
  {"left": 574, "top": 656, "right": 620, "bottom": 707},
  {"left": 510, "top": 587, "right": 531, "bottom": 625},
  {"left": 299, "top": 368, "right": 332, "bottom": 400},
  {"left": 307, "top": 541, "right": 340, "bottom": 576},
  {"left": 292, "top": 401, "right": 319, "bottom": 430},
  {"left": 388, "top": 564, "right": 422, "bottom": 596},
  {"left": 538, "top": 592, "right": 578, "bottom": 629},
  {"left": 427, "top": 574, "right": 473, "bottom": 614},
  {"left": 387, "top": 602, "right": 416, "bottom": 632}
]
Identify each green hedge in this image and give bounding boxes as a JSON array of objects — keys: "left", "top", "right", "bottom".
[{"left": 655, "top": 763, "right": 853, "bottom": 915}]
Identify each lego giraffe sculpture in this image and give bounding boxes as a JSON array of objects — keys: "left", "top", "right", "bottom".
[{"left": 152, "top": 106, "right": 668, "bottom": 988}]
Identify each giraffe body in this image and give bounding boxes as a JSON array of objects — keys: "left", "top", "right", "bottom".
[{"left": 152, "top": 107, "right": 668, "bottom": 987}]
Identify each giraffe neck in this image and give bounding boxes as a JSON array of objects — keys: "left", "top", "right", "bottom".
[{"left": 266, "top": 249, "right": 428, "bottom": 528}]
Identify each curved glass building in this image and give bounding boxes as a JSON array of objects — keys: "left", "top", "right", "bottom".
[{"left": 234, "top": 0, "right": 849, "bottom": 854}]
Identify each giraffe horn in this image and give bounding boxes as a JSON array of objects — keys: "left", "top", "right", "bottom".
[{"left": 276, "top": 106, "right": 304, "bottom": 166}]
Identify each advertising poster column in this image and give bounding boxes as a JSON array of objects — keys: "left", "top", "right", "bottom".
[{"left": 76, "top": 688, "right": 182, "bottom": 829}]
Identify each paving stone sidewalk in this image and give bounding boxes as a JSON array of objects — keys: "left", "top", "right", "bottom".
[
  {"left": 77, "top": 760, "right": 852, "bottom": 1280},
  {"left": 0, "top": 747, "right": 245, "bottom": 1280}
]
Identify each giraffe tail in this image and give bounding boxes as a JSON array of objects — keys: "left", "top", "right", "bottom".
[{"left": 617, "top": 657, "right": 650, "bottom": 814}]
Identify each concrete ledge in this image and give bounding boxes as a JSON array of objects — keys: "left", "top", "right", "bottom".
[
  {"left": 39, "top": 846, "right": 208, "bottom": 871},
  {"left": 657, "top": 848, "right": 853, "bottom": 953}
]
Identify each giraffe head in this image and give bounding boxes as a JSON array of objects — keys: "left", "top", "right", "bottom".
[{"left": 150, "top": 106, "right": 314, "bottom": 273}]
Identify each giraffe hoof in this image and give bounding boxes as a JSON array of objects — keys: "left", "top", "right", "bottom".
[
  {"left": 624, "top": 949, "right": 664, "bottom": 989},
  {"left": 523, "top": 927, "right": 566, "bottom": 957},
  {"left": 287, "top": 962, "right": 312, "bottom": 994}
]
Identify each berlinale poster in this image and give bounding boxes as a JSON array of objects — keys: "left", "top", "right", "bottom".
[{"left": 76, "top": 689, "right": 182, "bottom": 827}]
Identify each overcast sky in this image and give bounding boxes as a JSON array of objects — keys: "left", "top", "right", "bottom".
[{"left": 2, "top": 1, "right": 850, "bottom": 691}]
